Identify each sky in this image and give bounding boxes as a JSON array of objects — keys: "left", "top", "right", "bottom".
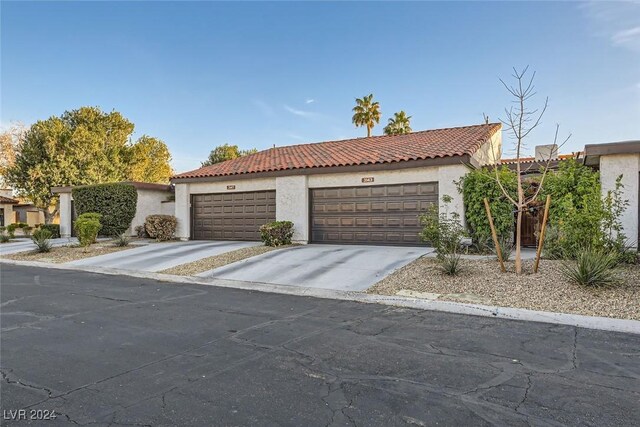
[{"left": 1, "top": 1, "right": 639, "bottom": 172}]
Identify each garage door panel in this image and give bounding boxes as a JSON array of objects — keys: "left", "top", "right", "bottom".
[
  {"left": 192, "top": 190, "right": 276, "bottom": 241},
  {"left": 311, "top": 182, "right": 438, "bottom": 245}
]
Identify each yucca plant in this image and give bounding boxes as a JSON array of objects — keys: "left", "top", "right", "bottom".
[
  {"left": 113, "top": 233, "right": 130, "bottom": 247},
  {"left": 561, "top": 248, "right": 620, "bottom": 287},
  {"left": 441, "top": 252, "right": 463, "bottom": 276},
  {"left": 0, "top": 233, "right": 11, "bottom": 243},
  {"left": 31, "top": 229, "right": 53, "bottom": 253}
]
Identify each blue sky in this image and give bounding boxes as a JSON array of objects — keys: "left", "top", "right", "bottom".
[{"left": 2, "top": 1, "right": 639, "bottom": 172}]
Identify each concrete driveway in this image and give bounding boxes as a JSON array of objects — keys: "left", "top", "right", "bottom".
[
  {"left": 67, "top": 240, "right": 261, "bottom": 272},
  {"left": 0, "top": 237, "right": 80, "bottom": 256},
  {"left": 197, "top": 244, "right": 430, "bottom": 291}
]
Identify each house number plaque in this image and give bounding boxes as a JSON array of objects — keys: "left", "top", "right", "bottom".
[
  {"left": 226, "top": 185, "right": 236, "bottom": 190},
  {"left": 361, "top": 177, "right": 374, "bottom": 183}
]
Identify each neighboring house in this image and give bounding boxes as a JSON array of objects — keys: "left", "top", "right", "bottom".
[
  {"left": 53, "top": 181, "right": 174, "bottom": 238},
  {"left": 13, "top": 202, "right": 50, "bottom": 227},
  {"left": 584, "top": 140, "right": 639, "bottom": 248},
  {"left": 171, "top": 123, "right": 503, "bottom": 245},
  {"left": 0, "top": 189, "right": 19, "bottom": 227}
]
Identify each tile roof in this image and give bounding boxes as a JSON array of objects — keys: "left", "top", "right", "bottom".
[
  {"left": 173, "top": 123, "right": 502, "bottom": 180},
  {"left": 0, "top": 195, "right": 19, "bottom": 204},
  {"left": 499, "top": 153, "right": 582, "bottom": 165}
]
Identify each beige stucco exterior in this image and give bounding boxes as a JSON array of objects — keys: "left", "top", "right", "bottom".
[
  {"left": 600, "top": 153, "right": 639, "bottom": 248},
  {"left": 1, "top": 203, "right": 15, "bottom": 226},
  {"left": 127, "top": 189, "right": 174, "bottom": 236},
  {"left": 173, "top": 162, "right": 476, "bottom": 242}
]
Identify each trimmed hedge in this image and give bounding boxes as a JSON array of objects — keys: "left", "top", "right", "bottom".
[
  {"left": 144, "top": 215, "right": 177, "bottom": 241},
  {"left": 74, "top": 213, "right": 102, "bottom": 246},
  {"left": 260, "top": 221, "right": 294, "bottom": 246},
  {"left": 73, "top": 183, "right": 137, "bottom": 236}
]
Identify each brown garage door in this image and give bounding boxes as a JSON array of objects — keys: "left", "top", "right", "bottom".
[
  {"left": 192, "top": 191, "right": 276, "bottom": 241},
  {"left": 311, "top": 182, "right": 438, "bottom": 245}
]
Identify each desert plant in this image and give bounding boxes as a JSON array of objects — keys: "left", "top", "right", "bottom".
[
  {"left": 497, "top": 236, "right": 514, "bottom": 262},
  {"left": 441, "top": 253, "right": 462, "bottom": 276},
  {"left": 72, "top": 183, "right": 137, "bottom": 236},
  {"left": 144, "top": 215, "right": 177, "bottom": 241},
  {"left": 134, "top": 225, "right": 147, "bottom": 238},
  {"left": 22, "top": 226, "right": 33, "bottom": 237},
  {"left": 260, "top": 221, "right": 294, "bottom": 247},
  {"left": 40, "top": 223, "right": 60, "bottom": 238},
  {"left": 420, "top": 195, "right": 467, "bottom": 275},
  {"left": 74, "top": 213, "right": 102, "bottom": 247},
  {"left": 0, "top": 233, "right": 10, "bottom": 243},
  {"left": 561, "top": 248, "right": 620, "bottom": 287},
  {"left": 31, "top": 229, "right": 53, "bottom": 252},
  {"left": 112, "top": 233, "right": 130, "bottom": 247},
  {"left": 6, "top": 223, "right": 17, "bottom": 238}
]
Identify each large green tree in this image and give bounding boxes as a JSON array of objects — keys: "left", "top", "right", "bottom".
[
  {"left": 128, "top": 136, "right": 174, "bottom": 183},
  {"left": 352, "top": 94, "right": 381, "bottom": 137},
  {"left": 383, "top": 111, "right": 412, "bottom": 135},
  {"left": 202, "top": 143, "right": 257, "bottom": 166},
  {"left": 6, "top": 106, "right": 173, "bottom": 223}
]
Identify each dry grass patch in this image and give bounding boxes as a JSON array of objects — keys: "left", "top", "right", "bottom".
[
  {"left": 6, "top": 244, "right": 134, "bottom": 263},
  {"left": 369, "top": 257, "right": 640, "bottom": 320},
  {"left": 160, "top": 245, "right": 292, "bottom": 276}
]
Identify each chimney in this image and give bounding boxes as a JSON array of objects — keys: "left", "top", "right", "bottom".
[{"left": 535, "top": 144, "right": 558, "bottom": 162}]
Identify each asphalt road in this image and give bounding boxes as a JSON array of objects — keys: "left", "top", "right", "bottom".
[{"left": 1, "top": 264, "right": 639, "bottom": 426}]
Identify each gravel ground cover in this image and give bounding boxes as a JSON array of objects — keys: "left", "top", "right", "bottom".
[
  {"left": 369, "top": 257, "right": 640, "bottom": 320},
  {"left": 160, "top": 245, "right": 289, "bottom": 276},
  {"left": 6, "top": 243, "right": 134, "bottom": 263}
]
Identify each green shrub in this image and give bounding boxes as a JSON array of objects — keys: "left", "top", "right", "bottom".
[
  {"left": 457, "top": 166, "right": 516, "bottom": 246},
  {"left": 441, "top": 253, "right": 462, "bottom": 276},
  {"left": 74, "top": 213, "right": 102, "bottom": 246},
  {"left": 40, "top": 224, "right": 60, "bottom": 238},
  {"left": 260, "top": 221, "right": 294, "bottom": 246},
  {"left": 112, "top": 233, "right": 131, "bottom": 247},
  {"left": 497, "top": 236, "right": 514, "bottom": 262},
  {"left": 420, "top": 196, "right": 467, "bottom": 275},
  {"left": 144, "top": 215, "right": 177, "bottom": 241},
  {"left": 32, "top": 229, "right": 53, "bottom": 253},
  {"left": 72, "top": 183, "right": 137, "bottom": 236},
  {"left": 561, "top": 248, "right": 620, "bottom": 287},
  {"left": 134, "top": 225, "right": 147, "bottom": 238},
  {"left": 23, "top": 226, "right": 33, "bottom": 237},
  {"left": 0, "top": 233, "right": 10, "bottom": 243},
  {"left": 6, "top": 223, "right": 17, "bottom": 237}
]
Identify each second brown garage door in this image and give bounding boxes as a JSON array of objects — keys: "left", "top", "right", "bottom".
[
  {"left": 192, "top": 191, "right": 276, "bottom": 241},
  {"left": 310, "top": 182, "right": 438, "bottom": 245}
]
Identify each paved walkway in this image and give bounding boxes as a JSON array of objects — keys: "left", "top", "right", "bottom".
[
  {"left": 198, "top": 244, "right": 431, "bottom": 291},
  {"left": 2, "top": 264, "right": 638, "bottom": 426},
  {"left": 67, "top": 240, "right": 261, "bottom": 272},
  {"left": 0, "top": 237, "right": 80, "bottom": 256}
]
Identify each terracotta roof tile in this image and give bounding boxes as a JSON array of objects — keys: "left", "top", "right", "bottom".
[
  {"left": 173, "top": 123, "right": 502, "bottom": 180},
  {"left": 0, "top": 195, "right": 19, "bottom": 204},
  {"left": 499, "top": 152, "right": 582, "bottom": 165}
]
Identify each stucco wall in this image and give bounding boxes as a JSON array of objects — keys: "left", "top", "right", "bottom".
[
  {"left": 276, "top": 176, "right": 309, "bottom": 243},
  {"left": 472, "top": 131, "right": 502, "bottom": 166},
  {"left": 59, "top": 193, "right": 72, "bottom": 237},
  {"left": 127, "top": 189, "right": 173, "bottom": 236},
  {"left": 174, "top": 163, "right": 471, "bottom": 242},
  {"left": 161, "top": 201, "right": 175, "bottom": 216},
  {"left": 1, "top": 204, "right": 15, "bottom": 226},
  {"left": 600, "top": 153, "right": 640, "bottom": 248}
]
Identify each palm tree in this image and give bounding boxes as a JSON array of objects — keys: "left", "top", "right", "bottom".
[
  {"left": 352, "top": 94, "right": 381, "bottom": 137},
  {"left": 383, "top": 111, "right": 412, "bottom": 135}
]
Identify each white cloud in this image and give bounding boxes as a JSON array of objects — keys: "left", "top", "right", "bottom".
[
  {"left": 305, "top": 98, "right": 315, "bottom": 104},
  {"left": 284, "top": 104, "right": 318, "bottom": 118},
  {"left": 582, "top": 1, "right": 640, "bottom": 51}
]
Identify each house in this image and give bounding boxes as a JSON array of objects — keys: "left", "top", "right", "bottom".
[
  {"left": 54, "top": 181, "right": 174, "bottom": 238},
  {"left": 0, "top": 189, "right": 19, "bottom": 227},
  {"left": 584, "top": 140, "right": 640, "bottom": 248},
  {"left": 171, "top": 123, "right": 502, "bottom": 245}
]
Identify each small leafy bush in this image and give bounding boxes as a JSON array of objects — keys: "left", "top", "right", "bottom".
[
  {"left": 23, "top": 226, "right": 33, "bottom": 237},
  {"left": 72, "top": 183, "right": 137, "bottom": 236},
  {"left": 420, "top": 195, "right": 467, "bottom": 275},
  {"left": 134, "top": 225, "right": 148, "bottom": 238},
  {"left": 561, "top": 248, "right": 620, "bottom": 288},
  {"left": 40, "top": 224, "right": 60, "bottom": 238},
  {"left": 0, "top": 233, "right": 10, "bottom": 243},
  {"left": 113, "top": 233, "right": 131, "bottom": 247},
  {"left": 32, "top": 229, "right": 53, "bottom": 253},
  {"left": 6, "top": 223, "right": 17, "bottom": 238},
  {"left": 144, "top": 215, "right": 177, "bottom": 241},
  {"left": 260, "top": 221, "right": 294, "bottom": 247},
  {"left": 74, "top": 213, "right": 102, "bottom": 247}
]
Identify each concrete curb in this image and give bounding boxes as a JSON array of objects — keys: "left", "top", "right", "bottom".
[{"left": 2, "top": 259, "right": 639, "bottom": 335}]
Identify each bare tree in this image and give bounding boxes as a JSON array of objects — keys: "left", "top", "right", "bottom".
[{"left": 491, "top": 67, "right": 570, "bottom": 274}]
